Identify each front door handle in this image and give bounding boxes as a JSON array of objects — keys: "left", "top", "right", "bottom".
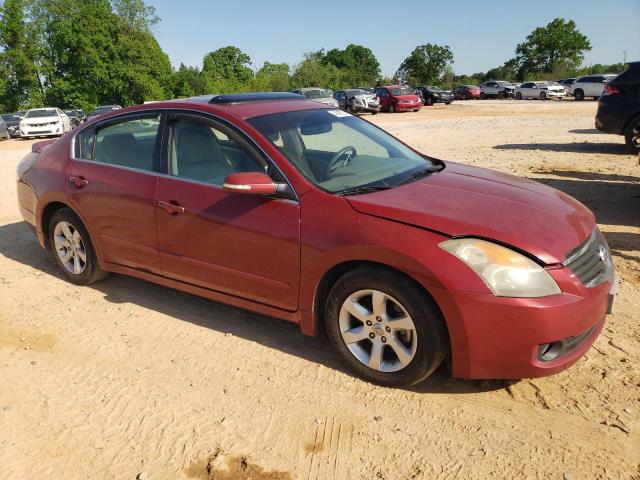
[
  {"left": 68, "top": 176, "right": 89, "bottom": 188},
  {"left": 157, "top": 200, "right": 185, "bottom": 215}
]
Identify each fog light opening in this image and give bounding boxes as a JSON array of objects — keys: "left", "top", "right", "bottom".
[{"left": 538, "top": 341, "right": 562, "bottom": 362}]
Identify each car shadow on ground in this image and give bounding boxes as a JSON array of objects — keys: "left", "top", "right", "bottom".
[
  {"left": 568, "top": 128, "right": 607, "bottom": 135},
  {"left": 527, "top": 170, "right": 640, "bottom": 232},
  {"left": 494, "top": 142, "right": 631, "bottom": 155},
  {"left": 0, "top": 220, "right": 509, "bottom": 394}
]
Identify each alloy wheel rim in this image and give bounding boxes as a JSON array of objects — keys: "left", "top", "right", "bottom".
[
  {"left": 338, "top": 289, "right": 417, "bottom": 373},
  {"left": 632, "top": 122, "right": 640, "bottom": 148},
  {"left": 53, "top": 221, "right": 87, "bottom": 274}
]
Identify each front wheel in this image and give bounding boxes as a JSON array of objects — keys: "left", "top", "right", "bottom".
[
  {"left": 425, "top": 97, "right": 433, "bottom": 106},
  {"left": 326, "top": 267, "right": 449, "bottom": 387},
  {"left": 540, "top": 91, "right": 547, "bottom": 100},
  {"left": 49, "top": 208, "right": 108, "bottom": 285},
  {"left": 479, "top": 92, "right": 486, "bottom": 100},
  {"left": 574, "top": 89, "right": 584, "bottom": 101},
  {"left": 515, "top": 92, "right": 522, "bottom": 100},
  {"left": 625, "top": 115, "right": 640, "bottom": 152}
]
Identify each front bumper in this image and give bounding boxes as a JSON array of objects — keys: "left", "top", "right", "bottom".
[
  {"left": 20, "top": 125, "right": 62, "bottom": 137},
  {"left": 430, "top": 276, "right": 613, "bottom": 379},
  {"left": 394, "top": 102, "right": 422, "bottom": 111},
  {"left": 545, "top": 91, "right": 566, "bottom": 98},
  {"left": 353, "top": 103, "right": 381, "bottom": 113},
  {"left": 433, "top": 96, "right": 454, "bottom": 103}
]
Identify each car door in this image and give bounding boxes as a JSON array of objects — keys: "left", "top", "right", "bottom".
[
  {"left": 378, "top": 88, "right": 390, "bottom": 110},
  {"left": 154, "top": 111, "right": 301, "bottom": 311},
  {"left": 66, "top": 111, "right": 164, "bottom": 272}
]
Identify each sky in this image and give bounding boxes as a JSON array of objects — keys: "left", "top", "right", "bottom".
[{"left": 147, "top": 0, "right": 640, "bottom": 76}]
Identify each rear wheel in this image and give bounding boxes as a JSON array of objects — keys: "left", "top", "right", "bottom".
[
  {"left": 574, "top": 89, "right": 584, "bottom": 101},
  {"left": 515, "top": 92, "right": 522, "bottom": 100},
  {"left": 625, "top": 115, "right": 640, "bottom": 152},
  {"left": 540, "top": 91, "right": 547, "bottom": 100},
  {"left": 326, "top": 267, "right": 449, "bottom": 387},
  {"left": 48, "top": 208, "right": 108, "bottom": 285}
]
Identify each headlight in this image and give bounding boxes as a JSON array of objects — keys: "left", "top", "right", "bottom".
[{"left": 439, "top": 238, "right": 560, "bottom": 297}]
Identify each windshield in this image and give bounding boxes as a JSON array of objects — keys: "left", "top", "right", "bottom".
[
  {"left": 1, "top": 114, "right": 18, "bottom": 121},
  {"left": 496, "top": 81, "right": 513, "bottom": 87},
  {"left": 303, "top": 89, "right": 330, "bottom": 100},
  {"left": 427, "top": 86, "right": 442, "bottom": 92},
  {"left": 390, "top": 87, "right": 414, "bottom": 96},
  {"left": 248, "top": 109, "right": 440, "bottom": 194},
  {"left": 25, "top": 109, "right": 57, "bottom": 118}
]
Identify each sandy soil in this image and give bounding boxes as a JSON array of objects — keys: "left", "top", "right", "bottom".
[{"left": 0, "top": 100, "right": 638, "bottom": 479}]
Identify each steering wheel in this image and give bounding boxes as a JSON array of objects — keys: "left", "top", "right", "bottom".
[{"left": 325, "top": 146, "right": 357, "bottom": 178}]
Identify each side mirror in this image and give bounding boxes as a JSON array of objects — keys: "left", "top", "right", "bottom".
[{"left": 223, "top": 172, "right": 280, "bottom": 196}]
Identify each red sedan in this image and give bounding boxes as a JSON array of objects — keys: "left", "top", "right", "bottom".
[
  {"left": 453, "top": 85, "right": 481, "bottom": 100},
  {"left": 375, "top": 85, "right": 422, "bottom": 112},
  {"left": 16, "top": 93, "right": 616, "bottom": 387}
]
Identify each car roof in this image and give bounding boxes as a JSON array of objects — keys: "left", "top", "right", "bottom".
[{"left": 89, "top": 94, "right": 332, "bottom": 122}]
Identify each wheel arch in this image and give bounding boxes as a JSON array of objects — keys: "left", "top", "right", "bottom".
[{"left": 311, "top": 260, "right": 449, "bottom": 342}]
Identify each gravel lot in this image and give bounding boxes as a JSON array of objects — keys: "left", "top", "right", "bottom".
[{"left": 0, "top": 100, "right": 638, "bottom": 479}]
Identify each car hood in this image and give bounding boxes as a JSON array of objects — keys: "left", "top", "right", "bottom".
[
  {"left": 346, "top": 162, "right": 594, "bottom": 264},
  {"left": 393, "top": 94, "right": 420, "bottom": 101},
  {"left": 22, "top": 116, "right": 59, "bottom": 124}
]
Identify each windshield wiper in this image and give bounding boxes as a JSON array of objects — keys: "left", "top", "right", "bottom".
[
  {"left": 396, "top": 168, "right": 438, "bottom": 186},
  {"left": 336, "top": 185, "right": 391, "bottom": 196}
]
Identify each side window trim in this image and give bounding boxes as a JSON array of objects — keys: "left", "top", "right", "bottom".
[
  {"left": 162, "top": 109, "right": 297, "bottom": 201},
  {"left": 73, "top": 110, "right": 165, "bottom": 174}
]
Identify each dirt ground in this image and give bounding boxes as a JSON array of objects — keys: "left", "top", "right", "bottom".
[{"left": 0, "top": 100, "right": 638, "bottom": 479}]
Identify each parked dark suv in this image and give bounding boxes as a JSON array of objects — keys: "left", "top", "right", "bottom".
[{"left": 595, "top": 62, "right": 640, "bottom": 152}]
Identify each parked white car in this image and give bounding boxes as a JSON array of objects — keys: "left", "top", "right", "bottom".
[
  {"left": 515, "top": 81, "right": 567, "bottom": 100},
  {"left": 569, "top": 74, "right": 617, "bottom": 100},
  {"left": 20, "top": 108, "right": 71, "bottom": 138},
  {"left": 292, "top": 88, "right": 339, "bottom": 107}
]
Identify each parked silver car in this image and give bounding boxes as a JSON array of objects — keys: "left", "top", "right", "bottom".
[
  {"left": 333, "top": 89, "right": 380, "bottom": 114},
  {"left": 515, "top": 81, "right": 567, "bottom": 100},
  {"left": 479, "top": 81, "right": 516, "bottom": 99},
  {"left": 291, "top": 88, "right": 339, "bottom": 107}
]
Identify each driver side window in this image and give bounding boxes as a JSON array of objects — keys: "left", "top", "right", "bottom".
[{"left": 168, "top": 114, "right": 265, "bottom": 186}]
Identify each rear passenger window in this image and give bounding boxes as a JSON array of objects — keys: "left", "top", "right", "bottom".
[{"left": 75, "top": 114, "right": 161, "bottom": 173}]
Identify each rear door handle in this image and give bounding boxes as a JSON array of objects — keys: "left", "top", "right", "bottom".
[
  {"left": 157, "top": 200, "right": 185, "bottom": 214},
  {"left": 68, "top": 176, "right": 89, "bottom": 188}
]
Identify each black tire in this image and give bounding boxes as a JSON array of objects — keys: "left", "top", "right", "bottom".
[
  {"left": 462, "top": 94, "right": 467, "bottom": 100},
  {"left": 389, "top": 104, "right": 395, "bottom": 113},
  {"left": 445, "top": 101, "right": 451, "bottom": 105},
  {"left": 574, "top": 89, "right": 584, "bottom": 101},
  {"left": 624, "top": 115, "right": 640, "bottom": 152},
  {"left": 497, "top": 92, "right": 504, "bottom": 100},
  {"left": 325, "top": 267, "right": 449, "bottom": 387},
  {"left": 371, "top": 111, "right": 378, "bottom": 115},
  {"left": 479, "top": 92, "right": 486, "bottom": 100},
  {"left": 540, "top": 91, "right": 547, "bottom": 100},
  {"left": 515, "top": 92, "right": 522, "bottom": 100},
  {"left": 48, "top": 208, "right": 108, "bottom": 285},
  {"left": 425, "top": 97, "right": 433, "bottom": 106}
]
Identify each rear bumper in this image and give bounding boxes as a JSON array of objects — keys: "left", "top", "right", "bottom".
[
  {"left": 431, "top": 279, "right": 612, "bottom": 379},
  {"left": 595, "top": 101, "right": 633, "bottom": 135}
]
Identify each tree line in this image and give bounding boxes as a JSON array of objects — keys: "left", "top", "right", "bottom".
[{"left": 0, "top": 1, "right": 627, "bottom": 113}]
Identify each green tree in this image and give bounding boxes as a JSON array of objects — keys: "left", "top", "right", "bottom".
[
  {"left": 252, "top": 62, "right": 290, "bottom": 91},
  {"left": 396, "top": 44, "right": 454, "bottom": 86},
  {"left": 515, "top": 18, "right": 591, "bottom": 77},
  {"left": 172, "top": 63, "right": 204, "bottom": 97},
  {"left": 324, "top": 44, "right": 380, "bottom": 86},
  {"left": 202, "top": 46, "right": 253, "bottom": 93},
  {"left": 0, "top": 0, "right": 44, "bottom": 110},
  {"left": 291, "top": 50, "right": 341, "bottom": 90}
]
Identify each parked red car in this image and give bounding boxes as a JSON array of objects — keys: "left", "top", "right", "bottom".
[
  {"left": 16, "top": 93, "right": 616, "bottom": 387},
  {"left": 375, "top": 85, "right": 422, "bottom": 112},
  {"left": 453, "top": 85, "right": 481, "bottom": 100}
]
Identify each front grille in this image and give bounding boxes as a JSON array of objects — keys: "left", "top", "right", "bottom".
[{"left": 563, "top": 229, "right": 613, "bottom": 288}]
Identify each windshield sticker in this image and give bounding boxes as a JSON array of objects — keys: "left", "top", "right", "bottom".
[{"left": 327, "top": 109, "right": 352, "bottom": 118}]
